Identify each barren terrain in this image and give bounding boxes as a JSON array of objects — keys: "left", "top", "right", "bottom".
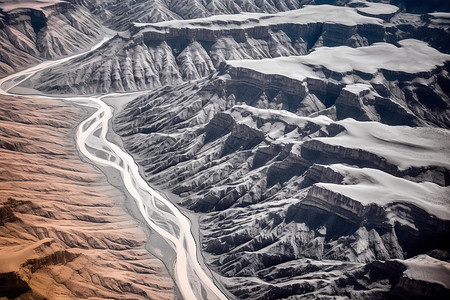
[{"left": 0, "top": 95, "right": 175, "bottom": 299}]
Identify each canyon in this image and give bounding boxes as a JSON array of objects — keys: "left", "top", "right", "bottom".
[{"left": 1, "top": 0, "right": 450, "bottom": 299}]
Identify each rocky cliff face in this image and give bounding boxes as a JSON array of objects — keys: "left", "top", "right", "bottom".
[
  {"left": 0, "top": 2, "right": 103, "bottom": 77},
  {"left": 115, "top": 60, "right": 450, "bottom": 297},
  {"left": 3, "top": 0, "right": 449, "bottom": 299},
  {"left": 111, "top": 4, "right": 450, "bottom": 295},
  {"left": 225, "top": 39, "right": 450, "bottom": 128},
  {"left": 73, "top": 0, "right": 450, "bottom": 32},
  {"left": 20, "top": 3, "right": 450, "bottom": 95},
  {"left": 73, "top": 0, "right": 311, "bottom": 31}
]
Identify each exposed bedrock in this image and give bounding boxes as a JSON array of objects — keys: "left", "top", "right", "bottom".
[
  {"left": 224, "top": 60, "right": 450, "bottom": 128},
  {"left": 368, "top": 256, "right": 450, "bottom": 299},
  {"left": 22, "top": 2, "right": 450, "bottom": 94},
  {"left": 204, "top": 112, "right": 236, "bottom": 143},
  {"left": 0, "top": 198, "right": 19, "bottom": 225},
  {"left": 334, "top": 85, "right": 418, "bottom": 126},
  {"left": 106, "top": 4, "right": 450, "bottom": 299},
  {"left": 76, "top": 0, "right": 312, "bottom": 31},
  {"left": 0, "top": 2, "right": 103, "bottom": 77},
  {"left": 297, "top": 185, "right": 450, "bottom": 252},
  {"left": 222, "top": 123, "right": 265, "bottom": 156},
  {"left": 0, "top": 272, "right": 31, "bottom": 299},
  {"left": 301, "top": 139, "right": 450, "bottom": 186},
  {"left": 227, "top": 66, "right": 307, "bottom": 99},
  {"left": 300, "top": 163, "right": 345, "bottom": 188},
  {"left": 198, "top": 181, "right": 449, "bottom": 298},
  {"left": 23, "top": 25, "right": 308, "bottom": 93},
  {"left": 136, "top": 21, "right": 384, "bottom": 50},
  {"left": 116, "top": 67, "right": 450, "bottom": 211},
  {"left": 70, "top": 0, "right": 450, "bottom": 33}
]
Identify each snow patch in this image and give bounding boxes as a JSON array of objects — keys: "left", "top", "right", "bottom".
[
  {"left": 313, "top": 119, "right": 450, "bottom": 171},
  {"left": 227, "top": 39, "right": 450, "bottom": 79},
  {"left": 401, "top": 255, "right": 450, "bottom": 289},
  {"left": 317, "top": 164, "right": 450, "bottom": 220},
  {"left": 134, "top": 4, "right": 386, "bottom": 30},
  {"left": 352, "top": 1, "right": 399, "bottom": 16}
]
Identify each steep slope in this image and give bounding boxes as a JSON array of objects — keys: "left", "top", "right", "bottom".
[
  {"left": 72, "top": 0, "right": 450, "bottom": 31},
  {"left": 0, "top": 95, "right": 175, "bottom": 299},
  {"left": 0, "top": 1, "right": 104, "bottom": 77},
  {"left": 3, "top": 0, "right": 449, "bottom": 299},
  {"left": 226, "top": 39, "right": 450, "bottom": 128},
  {"left": 72, "top": 0, "right": 308, "bottom": 31},
  {"left": 20, "top": 2, "right": 450, "bottom": 94},
  {"left": 114, "top": 37, "right": 450, "bottom": 298}
]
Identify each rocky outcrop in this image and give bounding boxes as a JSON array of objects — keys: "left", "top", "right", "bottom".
[
  {"left": 0, "top": 198, "right": 18, "bottom": 225},
  {"left": 136, "top": 19, "right": 382, "bottom": 50},
  {"left": 25, "top": 27, "right": 302, "bottom": 93},
  {"left": 301, "top": 139, "right": 450, "bottom": 186},
  {"left": 23, "top": 2, "right": 450, "bottom": 94},
  {"left": 0, "top": 272, "right": 31, "bottom": 299},
  {"left": 334, "top": 84, "right": 418, "bottom": 125},
  {"left": 225, "top": 50, "right": 450, "bottom": 128},
  {"left": 0, "top": 239, "right": 80, "bottom": 299},
  {"left": 302, "top": 139, "right": 400, "bottom": 173},
  {"left": 73, "top": 0, "right": 450, "bottom": 34},
  {"left": 0, "top": 2, "right": 103, "bottom": 77},
  {"left": 227, "top": 66, "right": 307, "bottom": 97},
  {"left": 114, "top": 44, "right": 450, "bottom": 299},
  {"left": 301, "top": 185, "right": 385, "bottom": 224},
  {"left": 369, "top": 256, "right": 450, "bottom": 299},
  {"left": 301, "top": 164, "right": 345, "bottom": 187},
  {"left": 79, "top": 0, "right": 310, "bottom": 31}
]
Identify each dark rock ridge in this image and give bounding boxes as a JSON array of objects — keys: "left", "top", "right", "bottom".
[
  {"left": 115, "top": 66, "right": 450, "bottom": 298},
  {"left": 71, "top": 0, "right": 450, "bottom": 32},
  {"left": 301, "top": 139, "right": 450, "bottom": 186},
  {"left": 225, "top": 59, "right": 450, "bottom": 128},
  {"left": 20, "top": 3, "right": 450, "bottom": 94},
  {"left": 2, "top": 0, "right": 447, "bottom": 299},
  {"left": 0, "top": 95, "right": 175, "bottom": 299},
  {"left": 0, "top": 2, "right": 103, "bottom": 77}
]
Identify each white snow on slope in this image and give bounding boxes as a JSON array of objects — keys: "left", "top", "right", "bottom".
[
  {"left": 232, "top": 104, "right": 333, "bottom": 143},
  {"left": 0, "top": 0, "right": 64, "bottom": 12},
  {"left": 227, "top": 39, "right": 450, "bottom": 79},
  {"left": 230, "top": 104, "right": 333, "bottom": 128},
  {"left": 428, "top": 12, "right": 450, "bottom": 22},
  {"left": 352, "top": 1, "right": 399, "bottom": 16},
  {"left": 134, "top": 4, "right": 386, "bottom": 30},
  {"left": 401, "top": 255, "right": 450, "bottom": 289},
  {"left": 314, "top": 118, "right": 450, "bottom": 170},
  {"left": 427, "top": 12, "right": 450, "bottom": 28},
  {"left": 316, "top": 164, "right": 450, "bottom": 220},
  {"left": 342, "top": 83, "right": 373, "bottom": 94}
]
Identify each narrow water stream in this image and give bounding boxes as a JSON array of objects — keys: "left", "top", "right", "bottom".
[{"left": 0, "top": 38, "right": 227, "bottom": 300}]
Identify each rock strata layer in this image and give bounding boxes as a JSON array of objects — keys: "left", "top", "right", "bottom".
[
  {"left": 114, "top": 48, "right": 450, "bottom": 298},
  {"left": 0, "top": 2, "right": 103, "bottom": 77},
  {"left": 20, "top": 4, "right": 450, "bottom": 94},
  {"left": 0, "top": 95, "right": 174, "bottom": 299}
]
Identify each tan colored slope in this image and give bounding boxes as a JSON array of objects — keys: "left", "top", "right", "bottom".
[{"left": 0, "top": 95, "right": 174, "bottom": 299}]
